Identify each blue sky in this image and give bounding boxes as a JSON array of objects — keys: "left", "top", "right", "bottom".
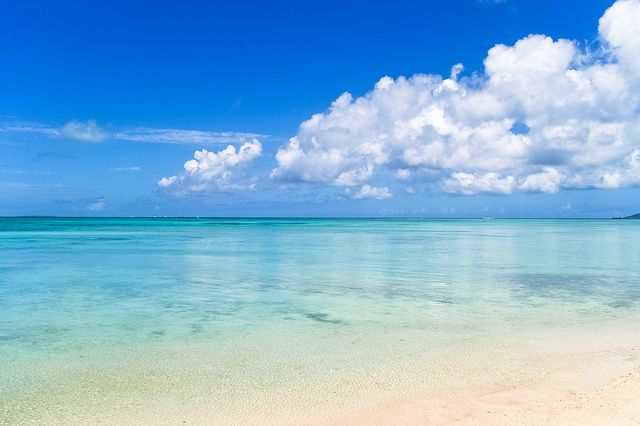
[{"left": 1, "top": 0, "right": 639, "bottom": 217}]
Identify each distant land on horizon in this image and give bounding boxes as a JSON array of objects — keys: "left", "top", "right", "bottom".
[{"left": 613, "top": 213, "right": 640, "bottom": 219}]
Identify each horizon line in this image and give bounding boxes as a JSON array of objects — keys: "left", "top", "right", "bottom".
[{"left": 0, "top": 215, "right": 633, "bottom": 220}]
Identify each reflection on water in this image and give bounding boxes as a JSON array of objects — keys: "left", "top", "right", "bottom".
[{"left": 1, "top": 218, "right": 639, "bottom": 348}]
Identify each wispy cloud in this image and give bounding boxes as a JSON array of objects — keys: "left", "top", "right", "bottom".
[
  {"left": 86, "top": 197, "right": 107, "bottom": 212},
  {"left": 0, "top": 120, "right": 269, "bottom": 145},
  {"left": 0, "top": 166, "right": 25, "bottom": 175},
  {"left": 110, "top": 166, "right": 142, "bottom": 172},
  {"left": 1, "top": 123, "right": 61, "bottom": 137},
  {"left": 62, "top": 119, "right": 108, "bottom": 143},
  {"left": 114, "top": 128, "right": 267, "bottom": 145},
  {"left": 32, "top": 151, "right": 77, "bottom": 161}
]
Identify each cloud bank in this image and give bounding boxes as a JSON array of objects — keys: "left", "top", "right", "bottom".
[
  {"left": 158, "top": 139, "right": 263, "bottom": 193},
  {"left": 271, "top": 0, "right": 640, "bottom": 196}
]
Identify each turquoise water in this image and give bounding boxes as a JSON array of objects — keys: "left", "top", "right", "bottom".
[{"left": 1, "top": 218, "right": 640, "bottom": 423}]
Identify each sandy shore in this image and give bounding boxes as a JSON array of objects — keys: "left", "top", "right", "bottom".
[
  {"left": 11, "top": 321, "right": 640, "bottom": 425},
  {"left": 330, "top": 346, "right": 640, "bottom": 426},
  {"left": 20, "top": 349, "right": 640, "bottom": 425},
  {"left": 117, "top": 337, "right": 640, "bottom": 426}
]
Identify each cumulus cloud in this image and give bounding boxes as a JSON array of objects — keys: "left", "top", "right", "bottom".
[
  {"left": 158, "top": 139, "right": 262, "bottom": 193},
  {"left": 599, "top": 0, "right": 640, "bottom": 76},
  {"left": 158, "top": 176, "right": 177, "bottom": 187},
  {"left": 62, "top": 120, "right": 108, "bottom": 143},
  {"left": 271, "top": 0, "right": 640, "bottom": 195}
]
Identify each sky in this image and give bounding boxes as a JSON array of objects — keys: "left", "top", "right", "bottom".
[{"left": 1, "top": 0, "right": 639, "bottom": 217}]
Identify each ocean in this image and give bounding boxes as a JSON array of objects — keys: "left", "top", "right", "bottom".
[{"left": 1, "top": 218, "right": 639, "bottom": 423}]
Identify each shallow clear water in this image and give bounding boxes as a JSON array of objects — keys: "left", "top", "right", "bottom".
[{"left": 1, "top": 218, "right": 640, "bottom": 422}]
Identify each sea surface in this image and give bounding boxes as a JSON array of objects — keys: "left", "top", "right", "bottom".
[{"left": 1, "top": 218, "right": 640, "bottom": 423}]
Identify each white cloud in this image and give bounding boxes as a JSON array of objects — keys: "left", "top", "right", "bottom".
[
  {"left": 111, "top": 166, "right": 142, "bottom": 172},
  {"left": 87, "top": 198, "right": 107, "bottom": 212},
  {"left": 62, "top": 120, "right": 108, "bottom": 143},
  {"left": 443, "top": 172, "right": 516, "bottom": 195},
  {"left": 347, "top": 185, "right": 392, "bottom": 199},
  {"left": 114, "top": 128, "right": 267, "bottom": 145},
  {"left": 158, "top": 176, "right": 177, "bottom": 187},
  {"left": 396, "top": 168, "right": 411, "bottom": 179},
  {"left": 0, "top": 123, "right": 60, "bottom": 137},
  {"left": 158, "top": 139, "right": 262, "bottom": 193},
  {"left": 599, "top": 0, "right": 640, "bottom": 76},
  {"left": 442, "top": 167, "right": 563, "bottom": 195},
  {"left": 271, "top": 0, "right": 640, "bottom": 195},
  {"left": 1, "top": 120, "right": 267, "bottom": 146}
]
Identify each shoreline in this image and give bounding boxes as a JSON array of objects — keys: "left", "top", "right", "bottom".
[
  {"left": 331, "top": 345, "right": 640, "bottom": 425},
  {"left": 29, "top": 319, "right": 639, "bottom": 425}
]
